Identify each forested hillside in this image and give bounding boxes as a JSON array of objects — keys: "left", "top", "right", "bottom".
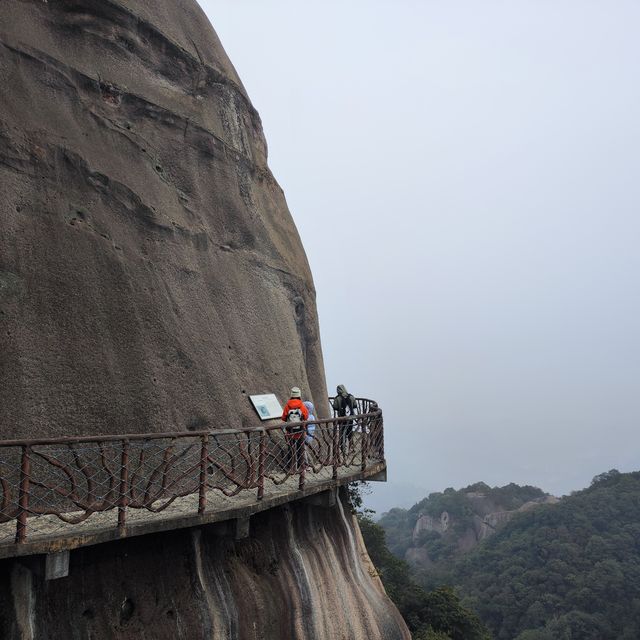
[
  {"left": 378, "top": 470, "right": 640, "bottom": 639},
  {"left": 379, "top": 481, "right": 552, "bottom": 569},
  {"left": 453, "top": 470, "right": 640, "bottom": 639},
  {"left": 357, "top": 514, "right": 490, "bottom": 640}
]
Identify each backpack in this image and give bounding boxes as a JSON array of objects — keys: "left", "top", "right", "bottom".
[{"left": 286, "top": 407, "right": 304, "bottom": 432}]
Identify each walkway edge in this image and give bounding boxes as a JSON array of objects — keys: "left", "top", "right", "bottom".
[{"left": 0, "top": 461, "right": 386, "bottom": 560}]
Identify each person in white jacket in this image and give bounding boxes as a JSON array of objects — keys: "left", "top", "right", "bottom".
[{"left": 303, "top": 400, "right": 316, "bottom": 469}]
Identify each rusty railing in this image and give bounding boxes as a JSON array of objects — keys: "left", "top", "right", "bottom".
[{"left": 0, "top": 398, "right": 384, "bottom": 548}]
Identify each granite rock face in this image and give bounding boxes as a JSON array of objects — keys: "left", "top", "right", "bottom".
[
  {"left": 0, "top": 0, "right": 328, "bottom": 439},
  {"left": 0, "top": 4, "right": 410, "bottom": 640},
  {"left": 0, "top": 495, "right": 411, "bottom": 640}
]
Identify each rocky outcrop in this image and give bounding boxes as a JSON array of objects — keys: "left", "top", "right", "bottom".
[
  {"left": 0, "top": 0, "right": 328, "bottom": 439},
  {"left": 412, "top": 511, "right": 451, "bottom": 540},
  {"left": 0, "top": 494, "right": 410, "bottom": 640},
  {"left": 407, "top": 493, "right": 559, "bottom": 567}
]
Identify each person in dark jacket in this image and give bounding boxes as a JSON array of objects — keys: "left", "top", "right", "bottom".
[{"left": 333, "top": 384, "right": 357, "bottom": 460}]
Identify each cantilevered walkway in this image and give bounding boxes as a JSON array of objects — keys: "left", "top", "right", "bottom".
[{"left": 0, "top": 398, "right": 386, "bottom": 561}]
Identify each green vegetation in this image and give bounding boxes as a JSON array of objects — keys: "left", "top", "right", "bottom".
[
  {"left": 376, "top": 471, "right": 640, "bottom": 640},
  {"left": 379, "top": 481, "right": 547, "bottom": 573},
  {"left": 358, "top": 514, "right": 491, "bottom": 640},
  {"left": 350, "top": 482, "right": 490, "bottom": 640},
  {"left": 376, "top": 507, "right": 413, "bottom": 559},
  {"left": 452, "top": 470, "right": 640, "bottom": 639}
]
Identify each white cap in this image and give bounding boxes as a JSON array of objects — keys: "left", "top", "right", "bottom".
[{"left": 290, "top": 387, "right": 301, "bottom": 398}]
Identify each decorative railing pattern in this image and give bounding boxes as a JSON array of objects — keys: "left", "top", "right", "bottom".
[{"left": 0, "top": 398, "right": 383, "bottom": 548}]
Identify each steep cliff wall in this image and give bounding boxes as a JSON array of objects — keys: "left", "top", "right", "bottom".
[
  {"left": 0, "top": 0, "right": 327, "bottom": 438},
  {"left": 0, "top": 494, "right": 410, "bottom": 640},
  {"left": 0, "top": 2, "right": 409, "bottom": 637}
]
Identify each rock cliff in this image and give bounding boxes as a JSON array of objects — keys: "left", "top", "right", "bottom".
[
  {"left": 0, "top": 0, "right": 327, "bottom": 439},
  {"left": 407, "top": 489, "right": 559, "bottom": 567},
  {"left": 0, "top": 2, "right": 409, "bottom": 638},
  {"left": 0, "top": 492, "right": 410, "bottom": 640}
]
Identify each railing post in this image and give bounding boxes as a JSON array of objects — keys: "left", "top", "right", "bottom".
[
  {"left": 299, "top": 436, "right": 305, "bottom": 491},
  {"left": 257, "top": 430, "right": 266, "bottom": 500},
  {"left": 15, "top": 445, "right": 31, "bottom": 543},
  {"left": 198, "top": 434, "right": 209, "bottom": 514},
  {"left": 361, "top": 417, "right": 368, "bottom": 472},
  {"left": 332, "top": 421, "right": 338, "bottom": 480},
  {"left": 118, "top": 439, "right": 129, "bottom": 534}
]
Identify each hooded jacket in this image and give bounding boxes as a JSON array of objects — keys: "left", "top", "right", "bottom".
[
  {"left": 333, "top": 385, "right": 356, "bottom": 417},
  {"left": 303, "top": 401, "right": 316, "bottom": 442}
]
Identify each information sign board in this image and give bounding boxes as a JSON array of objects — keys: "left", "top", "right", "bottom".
[{"left": 249, "top": 393, "right": 283, "bottom": 421}]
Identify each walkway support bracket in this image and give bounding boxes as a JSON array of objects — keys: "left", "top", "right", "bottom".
[
  {"left": 368, "top": 468, "right": 387, "bottom": 482},
  {"left": 45, "top": 550, "right": 70, "bottom": 580},
  {"left": 303, "top": 488, "right": 337, "bottom": 509},
  {"left": 234, "top": 517, "right": 250, "bottom": 540}
]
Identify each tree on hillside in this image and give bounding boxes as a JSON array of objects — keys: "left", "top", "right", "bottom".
[{"left": 357, "top": 512, "right": 490, "bottom": 640}]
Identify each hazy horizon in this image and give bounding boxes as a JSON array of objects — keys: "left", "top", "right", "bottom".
[{"left": 206, "top": 1, "right": 640, "bottom": 514}]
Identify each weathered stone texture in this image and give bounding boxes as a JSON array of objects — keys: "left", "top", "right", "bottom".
[
  {"left": 0, "top": 497, "right": 411, "bottom": 640},
  {"left": 0, "top": 6, "right": 411, "bottom": 640},
  {"left": 0, "top": 0, "right": 327, "bottom": 438}
]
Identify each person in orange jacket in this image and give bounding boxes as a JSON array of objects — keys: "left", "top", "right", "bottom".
[{"left": 282, "top": 387, "right": 309, "bottom": 472}]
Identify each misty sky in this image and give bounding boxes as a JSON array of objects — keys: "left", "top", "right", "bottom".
[{"left": 205, "top": 1, "right": 640, "bottom": 513}]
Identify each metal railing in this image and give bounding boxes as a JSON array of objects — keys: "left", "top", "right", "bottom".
[{"left": 0, "top": 398, "right": 383, "bottom": 548}]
